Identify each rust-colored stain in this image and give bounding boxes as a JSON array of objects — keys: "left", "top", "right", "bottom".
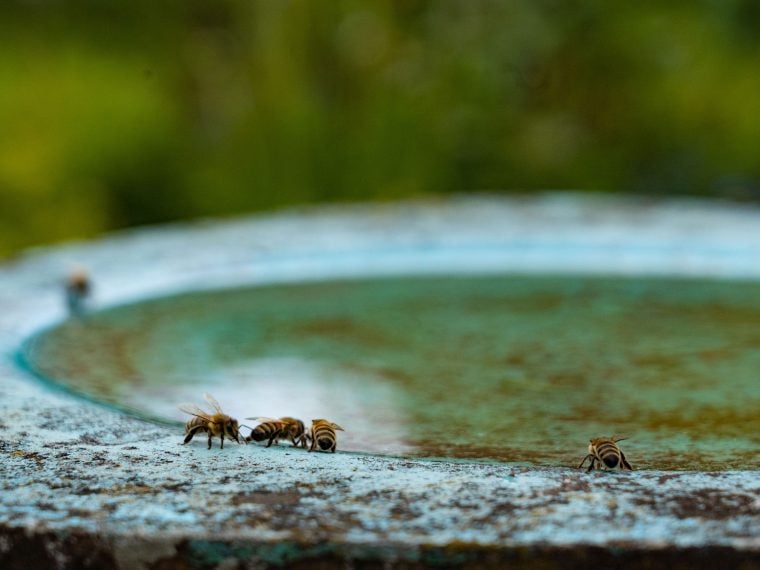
[
  {"left": 231, "top": 491, "right": 300, "bottom": 506},
  {"left": 282, "top": 317, "right": 400, "bottom": 349}
]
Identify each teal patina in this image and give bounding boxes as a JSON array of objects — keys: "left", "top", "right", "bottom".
[{"left": 21, "top": 273, "right": 760, "bottom": 470}]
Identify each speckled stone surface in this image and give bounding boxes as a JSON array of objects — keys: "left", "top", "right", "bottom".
[{"left": 1, "top": 194, "right": 759, "bottom": 569}]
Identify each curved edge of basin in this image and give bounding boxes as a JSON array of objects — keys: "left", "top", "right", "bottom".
[{"left": 1, "top": 194, "right": 759, "bottom": 568}]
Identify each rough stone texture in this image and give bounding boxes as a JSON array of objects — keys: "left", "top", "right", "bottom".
[{"left": 1, "top": 195, "right": 759, "bottom": 568}]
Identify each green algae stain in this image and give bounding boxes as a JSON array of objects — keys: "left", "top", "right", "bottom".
[{"left": 22, "top": 274, "right": 760, "bottom": 469}]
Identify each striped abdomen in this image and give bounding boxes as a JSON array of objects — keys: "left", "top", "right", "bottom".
[
  {"left": 594, "top": 439, "right": 622, "bottom": 468},
  {"left": 589, "top": 437, "right": 632, "bottom": 470},
  {"left": 185, "top": 417, "right": 209, "bottom": 434},
  {"left": 308, "top": 420, "right": 341, "bottom": 453},
  {"left": 183, "top": 417, "right": 213, "bottom": 446},
  {"left": 246, "top": 421, "right": 284, "bottom": 447}
]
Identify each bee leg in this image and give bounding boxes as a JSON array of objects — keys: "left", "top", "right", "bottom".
[
  {"left": 183, "top": 429, "right": 196, "bottom": 445},
  {"left": 621, "top": 451, "right": 633, "bottom": 470},
  {"left": 207, "top": 432, "right": 212, "bottom": 450},
  {"left": 220, "top": 434, "right": 225, "bottom": 449},
  {"left": 586, "top": 457, "right": 596, "bottom": 473},
  {"left": 578, "top": 454, "right": 593, "bottom": 469},
  {"left": 266, "top": 433, "right": 277, "bottom": 448}
]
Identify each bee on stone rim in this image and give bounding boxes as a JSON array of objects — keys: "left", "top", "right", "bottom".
[
  {"left": 305, "top": 419, "right": 344, "bottom": 453},
  {"left": 65, "top": 266, "right": 91, "bottom": 314},
  {"left": 245, "top": 416, "right": 307, "bottom": 448},
  {"left": 178, "top": 393, "right": 242, "bottom": 450},
  {"left": 578, "top": 436, "right": 633, "bottom": 472},
  {"left": 278, "top": 416, "right": 307, "bottom": 447}
]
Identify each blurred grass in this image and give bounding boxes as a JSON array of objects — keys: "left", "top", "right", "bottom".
[{"left": 1, "top": 0, "right": 760, "bottom": 257}]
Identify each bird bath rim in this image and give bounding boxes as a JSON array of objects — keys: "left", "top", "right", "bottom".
[{"left": 1, "top": 193, "right": 759, "bottom": 567}]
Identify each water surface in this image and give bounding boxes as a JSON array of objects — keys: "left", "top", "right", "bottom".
[{"left": 22, "top": 274, "right": 760, "bottom": 469}]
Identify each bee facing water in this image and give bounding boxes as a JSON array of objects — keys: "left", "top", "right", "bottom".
[
  {"left": 179, "top": 393, "right": 241, "bottom": 450},
  {"left": 306, "top": 419, "right": 344, "bottom": 453},
  {"left": 578, "top": 436, "right": 633, "bottom": 472}
]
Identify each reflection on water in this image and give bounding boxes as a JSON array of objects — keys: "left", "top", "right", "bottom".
[{"left": 21, "top": 274, "right": 760, "bottom": 469}]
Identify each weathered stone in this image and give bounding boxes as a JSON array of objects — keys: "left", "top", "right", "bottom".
[{"left": 1, "top": 196, "right": 758, "bottom": 568}]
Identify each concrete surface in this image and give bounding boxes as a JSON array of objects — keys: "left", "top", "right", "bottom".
[{"left": 1, "top": 194, "right": 759, "bottom": 568}]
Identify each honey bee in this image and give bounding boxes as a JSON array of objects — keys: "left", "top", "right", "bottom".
[
  {"left": 306, "top": 419, "right": 344, "bottom": 453},
  {"left": 578, "top": 436, "right": 633, "bottom": 472},
  {"left": 244, "top": 417, "right": 306, "bottom": 448},
  {"left": 65, "top": 267, "right": 91, "bottom": 314},
  {"left": 278, "top": 417, "right": 307, "bottom": 447},
  {"left": 244, "top": 417, "right": 288, "bottom": 447},
  {"left": 178, "top": 393, "right": 241, "bottom": 450}
]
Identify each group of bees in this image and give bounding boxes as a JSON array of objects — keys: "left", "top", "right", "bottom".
[
  {"left": 180, "top": 395, "right": 633, "bottom": 470},
  {"left": 66, "top": 270, "right": 633, "bottom": 470},
  {"left": 179, "top": 394, "right": 345, "bottom": 453}
]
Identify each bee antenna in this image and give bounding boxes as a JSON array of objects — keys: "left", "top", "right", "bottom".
[{"left": 239, "top": 424, "right": 255, "bottom": 433}]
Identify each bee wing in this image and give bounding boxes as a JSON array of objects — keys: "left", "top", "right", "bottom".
[
  {"left": 244, "top": 417, "right": 290, "bottom": 430},
  {"left": 612, "top": 434, "right": 630, "bottom": 442},
  {"left": 244, "top": 416, "right": 279, "bottom": 424},
  {"left": 178, "top": 403, "right": 212, "bottom": 421},
  {"left": 203, "top": 393, "right": 224, "bottom": 414},
  {"left": 331, "top": 423, "right": 345, "bottom": 431}
]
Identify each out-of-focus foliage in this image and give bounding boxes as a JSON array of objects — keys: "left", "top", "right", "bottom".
[{"left": 2, "top": 0, "right": 760, "bottom": 257}]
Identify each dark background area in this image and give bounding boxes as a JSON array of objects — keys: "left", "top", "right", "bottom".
[{"left": 2, "top": 0, "right": 760, "bottom": 257}]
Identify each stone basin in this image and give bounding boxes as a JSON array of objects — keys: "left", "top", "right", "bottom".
[{"left": 1, "top": 194, "right": 758, "bottom": 568}]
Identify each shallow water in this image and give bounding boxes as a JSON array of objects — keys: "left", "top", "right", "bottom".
[{"left": 21, "top": 274, "right": 760, "bottom": 469}]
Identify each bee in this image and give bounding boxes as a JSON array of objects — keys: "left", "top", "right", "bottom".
[
  {"left": 306, "top": 419, "right": 344, "bottom": 453},
  {"left": 178, "top": 393, "right": 241, "bottom": 450},
  {"left": 278, "top": 417, "right": 307, "bottom": 447},
  {"left": 244, "top": 417, "right": 306, "bottom": 448},
  {"left": 65, "top": 267, "right": 91, "bottom": 314},
  {"left": 244, "top": 417, "right": 288, "bottom": 447},
  {"left": 578, "top": 436, "right": 633, "bottom": 472}
]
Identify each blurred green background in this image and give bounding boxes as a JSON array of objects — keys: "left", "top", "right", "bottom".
[{"left": 2, "top": 0, "right": 760, "bottom": 258}]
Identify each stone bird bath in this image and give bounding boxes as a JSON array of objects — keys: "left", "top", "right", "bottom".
[{"left": 1, "top": 194, "right": 758, "bottom": 568}]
